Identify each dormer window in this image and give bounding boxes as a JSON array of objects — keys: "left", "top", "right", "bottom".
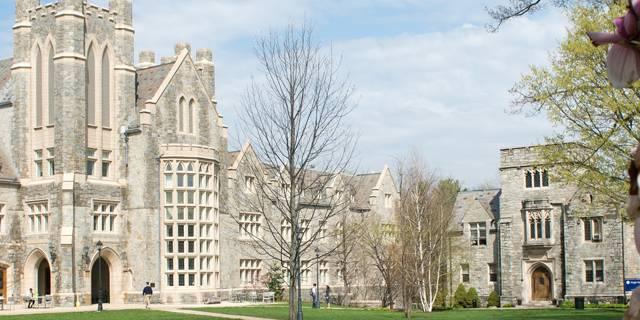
[
  {"left": 470, "top": 222, "right": 487, "bottom": 246},
  {"left": 525, "top": 169, "right": 549, "bottom": 189}
]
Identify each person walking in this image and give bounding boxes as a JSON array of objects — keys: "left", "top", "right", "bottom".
[
  {"left": 311, "top": 283, "right": 318, "bottom": 308},
  {"left": 142, "top": 282, "right": 153, "bottom": 309},
  {"left": 325, "top": 285, "right": 331, "bottom": 309},
  {"left": 27, "top": 288, "right": 35, "bottom": 309}
]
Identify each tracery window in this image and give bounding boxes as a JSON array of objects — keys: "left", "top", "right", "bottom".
[
  {"left": 527, "top": 210, "right": 552, "bottom": 240},
  {"left": 163, "top": 159, "right": 218, "bottom": 288},
  {"left": 34, "top": 45, "right": 43, "bottom": 127}
]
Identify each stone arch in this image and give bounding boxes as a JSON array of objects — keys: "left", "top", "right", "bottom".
[
  {"left": 88, "top": 247, "right": 123, "bottom": 304},
  {"left": 23, "top": 249, "right": 52, "bottom": 297}
]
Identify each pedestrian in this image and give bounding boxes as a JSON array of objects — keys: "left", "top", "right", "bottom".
[
  {"left": 325, "top": 285, "right": 331, "bottom": 309},
  {"left": 142, "top": 282, "right": 153, "bottom": 309},
  {"left": 311, "top": 283, "right": 318, "bottom": 308},
  {"left": 27, "top": 288, "right": 35, "bottom": 309}
]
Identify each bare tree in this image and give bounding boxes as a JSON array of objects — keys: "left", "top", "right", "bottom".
[
  {"left": 332, "top": 202, "right": 366, "bottom": 305},
  {"left": 362, "top": 213, "right": 397, "bottom": 308},
  {"left": 396, "top": 153, "right": 459, "bottom": 313},
  {"left": 486, "top": 0, "right": 606, "bottom": 32},
  {"left": 237, "top": 23, "right": 356, "bottom": 320}
]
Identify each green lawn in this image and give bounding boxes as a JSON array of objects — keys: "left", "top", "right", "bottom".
[
  {"left": 192, "top": 304, "right": 626, "bottom": 320},
  {"left": 0, "top": 309, "right": 232, "bottom": 320}
]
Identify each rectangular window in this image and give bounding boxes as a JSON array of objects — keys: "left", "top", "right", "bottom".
[
  {"left": 240, "top": 259, "right": 262, "bottom": 285},
  {"left": 167, "top": 274, "right": 174, "bottom": 287},
  {"left": 46, "top": 148, "right": 55, "bottom": 176},
  {"left": 92, "top": 202, "right": 117, "bottom": 233},
  {"left": 461, "top": 264, "right": 470, "bottom": 283},
  {"left": 101, "top": 150, "right": 111, "bottom": 178},
  {"left": 87, "top": 148, "right": 97, "bottom": 176},
  {"left": 178, "top": 274, "right": 185, "bottom": 286},
  {"left": 239, "top": 212, "right": 262, "bottom": 239},
  {"left": 166, "top": 241, "right": 174, "bottom": 253},
  {"left": 34, "top": 149, "right": 43, "bottom": 177},
  {"left": 166, "top": 258, "right": 174, "bottom": 271},
  {"left": 584, "top": 218, "right": 603, "bottom": 242},
  {"left": 525, "top": 169, "right": 549, "bottom": 189},
  {"left": 470, "top": 222, "right": 487, "bottom": 246},
  {"left": 489, "top": 263, "right": 497, "bottom": 282},
  {"left": 585, "top": 260, "right": 604, "bottom": 283},
  {"left": 27, "top": 201, "right": 49, "bottom": 234}
]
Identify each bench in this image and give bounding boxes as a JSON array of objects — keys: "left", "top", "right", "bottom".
[{"left": 262, "top": 291, "right": 275, "bottom": 303}]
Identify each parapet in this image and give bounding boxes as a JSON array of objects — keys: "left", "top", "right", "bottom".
[
  {"left": 175, "top": 42, "right": 191, "bottom": 55},
  {"left": 196, "top": 48, "right": 213, "bottom": 63},
  {"left": 137, "top": 50, "right": 156, "bottom": 68}
]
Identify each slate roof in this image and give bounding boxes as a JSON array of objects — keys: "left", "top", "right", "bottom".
[
  {"left": 0, "top": 58, "right": 13, "bottom": 104},
  {"left": 452, "top": 189, "right": 501, "bottom": 230},
  {"left": 348, "top": 172, "right": 381, "bottom": 210},
  {"left": 135, "top": 62, "right": 174, "bottom": 110}
]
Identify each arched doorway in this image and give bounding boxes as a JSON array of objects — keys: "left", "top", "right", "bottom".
[
  {"left": 91, "top": 257, "right": 110, "bottom": 304},
  {"left": 531, "top": 266, "right": 552, "bottom": 301},
  {"left": 36, "top": 259, "right": 51, "bottom": 296}
]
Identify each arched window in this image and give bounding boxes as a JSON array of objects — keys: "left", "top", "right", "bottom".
[
  {"left": 101, "top": 49, "right": 111, "bottom": 128},
  {"left": 188, "top": 99, "right": 195, "bottom": 134},
  {"left": 86, "top": 45, "right": 96, "bottom": 125},
  {"left": 47, "top": 43, "right": 55, "bottom": 126},
  {"left": 35, "top": 45, "right": 43, "bottom": 127},
  {"left": 178, "top": 97, "right": 186, "bottom": 133}
]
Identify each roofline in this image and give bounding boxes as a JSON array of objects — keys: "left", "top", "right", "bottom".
[
  {"left": 499, "top": 142, "right": 576, "bottom": 152},
  {"left": 459, "top": 188, "right": 501, "bottom": 193}
]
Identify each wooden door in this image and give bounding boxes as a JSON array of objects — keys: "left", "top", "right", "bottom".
[
  {"left": 532, "top": 267, "right": 551, "bottom": 301},
  {"left": 0, "top": 268, "right": 6, "bottom": 299}
]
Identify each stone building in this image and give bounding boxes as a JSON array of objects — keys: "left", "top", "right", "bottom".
[
  {"left": 0, "top": 0, "right": 399, "bottom": 306},
  {"left": 451, "top": 145, "right": 640, "bottom": 306}
]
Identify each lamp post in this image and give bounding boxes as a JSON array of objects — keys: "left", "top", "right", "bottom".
[
  {"left": 315, "top": 247, "right": 320, "bottom": 309},
  {"left": 96, "top": 241, "right": 103, "bottom": 312},
  {"left": 296, "top": 227, "right": 303, "bottom": 320}
]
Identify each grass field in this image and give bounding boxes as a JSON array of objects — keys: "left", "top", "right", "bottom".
[
  {"left": 0, "top": 309, "right": 233, "bottom": 320},
  {"left": 193, "top": 304, "right": 626, "bottom": 320}
]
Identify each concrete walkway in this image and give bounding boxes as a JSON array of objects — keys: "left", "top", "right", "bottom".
[{"left": 0, "top": 302, "right": 276, "bottom": 320}]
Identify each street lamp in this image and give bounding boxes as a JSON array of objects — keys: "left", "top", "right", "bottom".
[
  {"left": 96, "top": 241, "right": 103, "bottom": 312},
  {"left": 296, "top": 227, "right": 303, "bottom": 320},
  {"left": 315, "top": 247, "right": 320, "bottom": 309}
]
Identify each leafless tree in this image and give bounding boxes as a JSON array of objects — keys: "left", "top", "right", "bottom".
[
  {"left": 396, "top": 153, "right": 459, "bottom": 313},
  {"left": 332, "top": 202, "right": 366, "bottom": 305},
  {"left": 362, "top": 213, "right": 397, "bottom": 308},
  {"left": 486, "top": 0, "right": 606, "bottom": 32},
  {"left": 237, "top": 23, "right": 356, "bottom": 320}
]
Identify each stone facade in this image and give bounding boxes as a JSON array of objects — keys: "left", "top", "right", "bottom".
[
  {"left": 0, "top": 0, "right": 399, "bottom": 306},
  {"left": 452, "top": 145, "right": 640, "bottom": 306}
]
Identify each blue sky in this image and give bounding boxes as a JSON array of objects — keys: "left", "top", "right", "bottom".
[{"left": 0, "top": 1, "right": 570, "bottom": 188}]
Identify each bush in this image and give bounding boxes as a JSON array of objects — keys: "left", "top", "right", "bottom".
[
  {"left": 466, "top": 287, "right": 480, "bottom": 308},
  {"left": 560, "top": 300, "right": 575, "bottom": 309},
  {"left": 453, "top": 284, "right": 467, "bottom": 308},
  {"left": 487, "top": 290, "right": 500, "bottom": 308},
  {"left": 502, "top": 303, "right": 514, "bottom": 308}
]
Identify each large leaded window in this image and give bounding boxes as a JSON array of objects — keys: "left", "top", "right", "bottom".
[
  {"left": 26, "top": 201, "right": 49, "bottom": 234},
  {"left": 525, "top": 169, "right": 549, "bottom": 189},
  {"left": 527, "top": 210, "right": 552, "bottom": 240},
  {"left": 163, "top": 160, "right": 219, "bottom": 288}
]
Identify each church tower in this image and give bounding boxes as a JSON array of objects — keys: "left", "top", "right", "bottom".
[{"left": 11, "top": 0, "right": 135, "bottom": 306}]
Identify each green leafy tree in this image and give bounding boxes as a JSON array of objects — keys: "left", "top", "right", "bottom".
[
  {"left": 511, "top": 3, "right": 636, "bottom": 206},
  {"left": 466, "top": 287, "right": 480, "bottom": 308},
  {"left": 453, "top": 283, "right": 467, "bottom": 308},
  {"left": 263, "top": 263, "right": 286, "bottom": 301},
  {"left": 487, "top": 290, "right": 500, "bottom": 308}
]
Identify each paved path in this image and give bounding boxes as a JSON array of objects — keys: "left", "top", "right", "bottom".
[{"left": 0, "top": 302, "right": 276, "bottom": 320}]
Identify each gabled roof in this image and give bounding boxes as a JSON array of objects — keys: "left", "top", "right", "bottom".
[
  {"left": 0, "top": 58, "right": 13, "bottom": 105},
  {"left": 452, "top": 189, "right": 501, "bottom": 230},
  {"left": 135, "top": 62, "right": 174, "bottom": 110},
  {"left": 349, "top": 172, "right": 381, "bottom": 210}
]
